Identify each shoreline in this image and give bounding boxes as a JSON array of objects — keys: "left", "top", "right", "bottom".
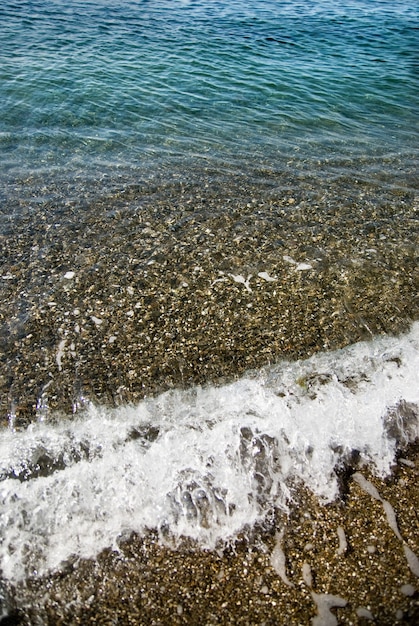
[
  {"left": 1, "top": 178, "right": 418, "bottom": 425},
  {"left": 1, "top": 175, "right": 418, "bottom": 624},
  {"left": 1, "top": 1, "right": 418, "bottom": 621},
  {"left": 5, "top": 442, "right": 419, "bottom": 625}
]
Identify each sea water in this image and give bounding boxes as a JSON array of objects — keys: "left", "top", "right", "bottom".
[
  {"left": 0, "top": 0, "right": 418, "bottom": 588},
  {"left": 0, "top": 325, "right": 419, "bottom": 581},
  {"left": 1, "top": 0, "right": 417, "bottom": 185}
]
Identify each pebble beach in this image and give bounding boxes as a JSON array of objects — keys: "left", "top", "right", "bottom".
[{"left": 1, "top": 1, "right": 418, "bottom": 623}]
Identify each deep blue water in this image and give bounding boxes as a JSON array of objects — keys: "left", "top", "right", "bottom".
[{"left": 0, "top": 0, "right": 418, "bottom": 190}]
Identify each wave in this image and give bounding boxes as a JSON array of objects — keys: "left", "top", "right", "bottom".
[{"left": 0, "top": 323, "right": 418, "bottom": 582}]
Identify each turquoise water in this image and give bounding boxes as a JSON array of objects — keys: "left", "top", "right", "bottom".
[{"left": 1, "top": 0, "right": 418, "bottom": 189}]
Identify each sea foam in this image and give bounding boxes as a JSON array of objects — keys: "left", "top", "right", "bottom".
[{"left": 0, "top": 323, "right": 418, "bottom": 581}]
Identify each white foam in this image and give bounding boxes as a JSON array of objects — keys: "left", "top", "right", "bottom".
[
  {"left": 270, "top": 530, "right": 294, "bottom": 587},
  {"left": 295, "top": 262, "right": 313, "bottom": 271},
  {"left": 382, "top": 500, "right": 403, "bottom": 541},
  {"left": 55, "top": 339, "right": 67, "bottom": 372},
  {"left": 257, "top": 271, "right": 276, "bottom": 282},
  {"left": 336, "top": 526, "right": 347, "bottom": 556},
  {"left": 0, "top": 323, "right": 418, "bottom": 581},
  {"left": 352, "top": 473, "right": 382, "bottom": 501},
  {"left": 400, "top": 583, "right": 416, "bottom": 596},
  {"left": 311, "top": 593, "right": 347, "bottom": 626},
  {"left": 302, "top": 561, "right": 313, "bottom": 587},
  {"left": 356, "top": 607, "right": 374, "bottom": 620},
  {"left": 353, "top": 472, "right": 419, "bottom": 576},
  {"left": 282, "top": 255, "right": 312, "bottom": 271},
  {"left": 230, "top": 273, "right": 252, "bottom": 292},
  {"left": 403, "top": 544, "right": 419, "bottom": 578}
]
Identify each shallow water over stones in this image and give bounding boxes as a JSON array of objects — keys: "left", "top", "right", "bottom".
[{"left": 1, "top": 170, "right": 418, "bottom": 425}]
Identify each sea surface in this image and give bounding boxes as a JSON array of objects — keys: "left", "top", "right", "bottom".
[{"left": 0, "top": 0, "right": 418, "bottom": 612}]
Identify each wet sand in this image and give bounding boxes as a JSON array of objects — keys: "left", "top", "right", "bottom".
[{"left": 3, "top": 442, "right": 419, "bottom": 625}]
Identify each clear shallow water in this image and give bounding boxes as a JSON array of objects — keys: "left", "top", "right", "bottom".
[
  {"left": 0, "top": 0, "right": 418, "bottom": 188},
  {"left": 0, "top": 0, "right": 418, "bottom": 597}
]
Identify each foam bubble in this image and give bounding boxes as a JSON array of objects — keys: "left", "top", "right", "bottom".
[
  {"left": 400, "top": 583, "right": 416, "bottom": 596},
  {"left": 0, "top": 324, "right": 418, "bottom": 581},
  {"left": 311, "top": 593, "right": 347, "bottom": 626},
  {"left": 336, "top": 526, "right": 347, "bottom": 556},
  {"left": 270, "top": 531, "right": 294, "bottom": 587}
]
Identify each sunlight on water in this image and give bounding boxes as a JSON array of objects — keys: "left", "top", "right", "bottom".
[
  {"left": 0, "top": 0, "right": 417, "bottom": 180},
  {"left": 0, "top": 4, "right": 418, "bottom": 612}
]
